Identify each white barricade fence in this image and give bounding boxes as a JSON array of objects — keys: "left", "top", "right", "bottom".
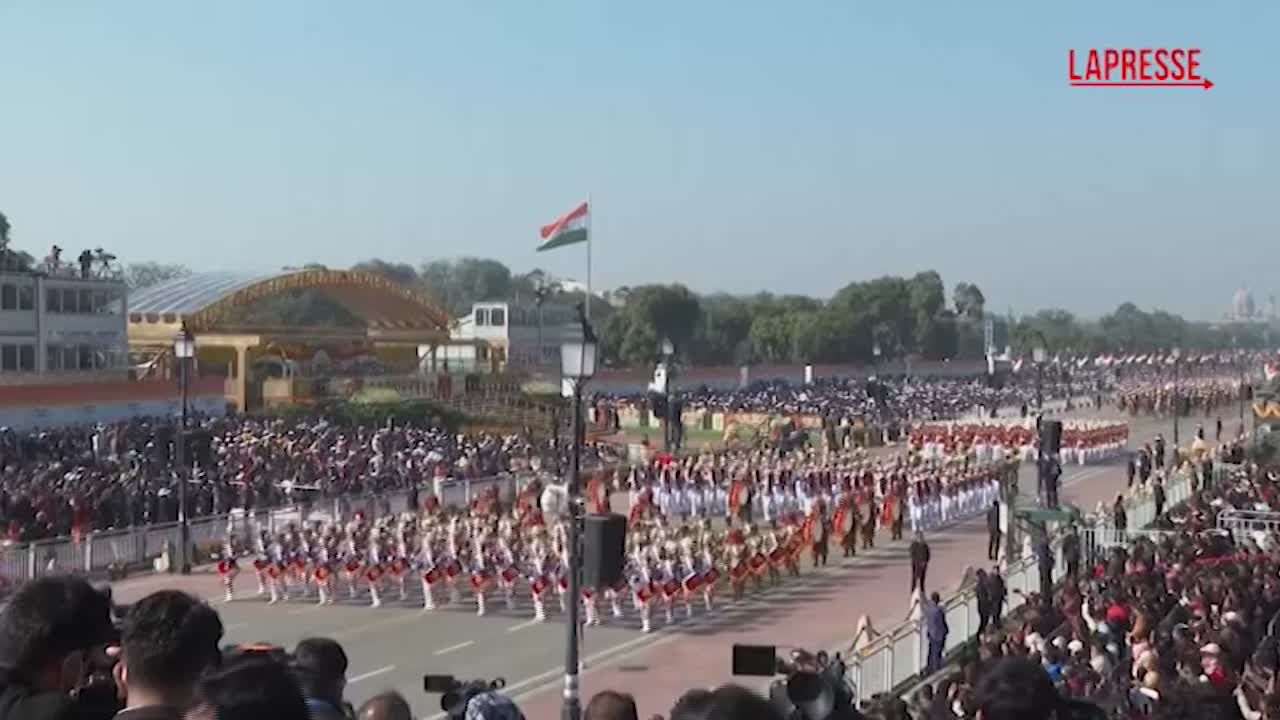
[
  {"left": 847, "top": 464, "right": 1196, "bottom": 705},
  {"left": 0, "top": 472, "right": 533, "bottom": 591}
]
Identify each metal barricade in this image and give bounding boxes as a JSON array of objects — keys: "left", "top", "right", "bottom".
[
  {"left": 1218, "top": 509, "right": 1280, "bottom": 537},
  {"left": 0, "top": 471, "right": 538, "bottom": 593}
]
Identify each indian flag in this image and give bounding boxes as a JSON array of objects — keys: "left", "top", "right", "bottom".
[{"left": 537, "top": 200, "right": 589, "bottom": 252}]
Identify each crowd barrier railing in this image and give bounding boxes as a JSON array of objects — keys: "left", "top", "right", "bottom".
[
  {"left": 847, "top": 464, "right": 1195, "bottom": 705},
  {"left": 0, "top": 473, "right": 533, "bottom": 591}
]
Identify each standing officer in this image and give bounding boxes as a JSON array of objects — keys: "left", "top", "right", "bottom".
[
  {"left": 985, "top": 501, "right": 1002, "bottom": 561},
  {"left": 909, "top": 531, "right": 930, "bottom": 594}
]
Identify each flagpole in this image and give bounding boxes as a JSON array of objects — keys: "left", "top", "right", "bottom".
[{"left": 585, "top": 193, "right": 592, "bottom": 321}]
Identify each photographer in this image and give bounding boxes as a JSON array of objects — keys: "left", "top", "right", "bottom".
[
  {"left": 292, "top": 638, "right": 351, "bottom": 720},
  {"left": 0, "top": 575, "right": 117, "bottom": 720},
  {"left": 112, "top": 590, "right": 224, "bottom": 720}
]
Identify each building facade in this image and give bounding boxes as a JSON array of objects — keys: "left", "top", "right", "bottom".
[
  {"left": 446, "top": 301, "right": 582, "bottom": 372},
  {"left": 0, "top": 269, "right": 128, "bottom": 384}
]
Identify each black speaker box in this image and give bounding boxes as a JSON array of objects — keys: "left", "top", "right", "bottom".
[
  {"left": 1040, "top": 419, "right": 1063, "bottom": 454},
  {"left": 582, "top": 513, "right": 627, "bottom": 588}
]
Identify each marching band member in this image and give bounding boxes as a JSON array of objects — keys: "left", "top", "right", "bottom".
[
  {"left": 528, "top": 527, "right": 552, "bottom": 622},
  {"left": 217, "top": 536, "right": 239, "bottom": 603}
]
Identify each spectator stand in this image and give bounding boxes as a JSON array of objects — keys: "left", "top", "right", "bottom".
[
  {"left": 0, "top": 471, "right": 535, "bottom": 591},
  {"left": 845, "top": 463, "right": 1198, "bottom": 706}
]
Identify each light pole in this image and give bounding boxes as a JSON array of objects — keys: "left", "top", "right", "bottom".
[
  {"left": 661, "top": 338, "right": 676, "bottom": 451},
  {"left": 559, "top": 307, "right": 597, "bottom": 720},
  {"left": 172, "top": 322, "right": 196, "bottom": 575},
  {"left": 1235, "top": 339, "right": 1246, "bottom": 426},
  {"left": 1032, "top": 343, "right": 1047, "bottom": 412},
  {"left": 1171, "top": 347, "right": 1182, "bottom": 447}
]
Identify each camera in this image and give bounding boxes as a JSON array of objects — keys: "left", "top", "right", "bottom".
[
  {"left": 424, "top": 674, "right": 508, "bottom": 719},
  {"left": 732, "top": 644, "right": 859, "bottom": 720}
]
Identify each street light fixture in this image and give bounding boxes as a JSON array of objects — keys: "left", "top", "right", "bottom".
[
  {"left": 1032, "top": 343, "right": 1048, "bottom": 410},
  {"left": 559, "top": 305, "right": 597, "bottom": 720},
  {"left": 172, "top": 322, "right": 196, "bottom": 575}
]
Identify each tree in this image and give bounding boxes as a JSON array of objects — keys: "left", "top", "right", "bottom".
[
  {"left": 352, "top": 258, "right": 419, "bottom": 286},
  {"left": 953, "top": 282, "right": 986, "bottom": 320},
  {"left": 124, "top": 262, "right": 192, "bottom": 291}
]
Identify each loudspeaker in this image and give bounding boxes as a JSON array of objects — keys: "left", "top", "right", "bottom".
[
  {"left": 1040, "top": 419, "right": 1063, "bottom": 455},
  {"left": 582, "top": 513, "right": 627, "bottom": 588}
]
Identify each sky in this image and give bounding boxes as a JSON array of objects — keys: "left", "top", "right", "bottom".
[{"left": 1, "top": 1, "right": 1276, "bottom": 321}]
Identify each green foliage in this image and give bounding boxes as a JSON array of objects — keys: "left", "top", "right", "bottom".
[{"left": 265, "top": 400, "right": 465, "bottom": 431}]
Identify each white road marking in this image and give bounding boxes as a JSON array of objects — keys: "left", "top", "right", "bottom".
[
  {"left": 506, "top": 618, "right": 542, "bottom": 633},
  {"left": 349, "top": 665, "right": 397, "bottom": 684},
  {"left": 433, "top": 640, "right": 475, "bottom": 656}
]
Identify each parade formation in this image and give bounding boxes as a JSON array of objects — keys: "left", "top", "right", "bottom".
[{"left": 215, "top": 433, "right": 1025, "bottom": 631}]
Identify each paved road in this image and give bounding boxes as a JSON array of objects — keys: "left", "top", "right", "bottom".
[{"left": 105, "top": 408, "right": 1193, "bottom": 718}]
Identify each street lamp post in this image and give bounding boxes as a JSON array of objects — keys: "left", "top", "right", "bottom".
[
  {"left": 661, "top": 338, "right": 676, "bottom": 451},
  {"left": 172, "top": 322, "right": 196, "bottom": 575},
  {"left": 1235, "top": 339, "right": 1246, "bottom": 426},
  {"left": 1032, "top": 344, "right": 1047, "bottom": 412},
  {"left": 559, "top": 308, "right": 597, "bottom": 720},
  {"left": 1171, "top": 347, "right": 1182, "bottom": 447}
]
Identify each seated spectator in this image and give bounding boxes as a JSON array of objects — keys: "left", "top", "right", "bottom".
[
  {"left": 113, "top": 590, "right": 224, "bottom": 720},
  {"left": 586, "top": 691, "right": 639, "bottom": 720},
  {"left": 0, "top": 575, "right": 116, "bottom": 720},
  {"left": 292, "top": 637, "right": 351, "bottom": 720},
  {"left": 357, "top": 691, "right": 413, "bottom": 720},
  {"left": 187, "top": 657, "right": 309, "bottom": 720}
]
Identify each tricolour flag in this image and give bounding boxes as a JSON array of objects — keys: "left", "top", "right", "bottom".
[{"left": 538, "top": 200, "right": 589, "bottom": 252}]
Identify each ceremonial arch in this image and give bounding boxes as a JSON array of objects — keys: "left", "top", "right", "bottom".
[{"left": 127, "top": 268, "right": 455, "bottom": 410}]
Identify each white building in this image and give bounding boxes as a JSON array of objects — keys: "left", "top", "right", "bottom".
[
  {"left": 444, "top": 301, "right": 583, "bottom": 372},
  {"left": 0, "top": 268, "right": 128, "bottom": 383}
]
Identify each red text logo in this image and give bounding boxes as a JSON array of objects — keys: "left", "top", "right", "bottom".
[{"left": 1068, "top": 48, "right": 1212, "bottom": 89}]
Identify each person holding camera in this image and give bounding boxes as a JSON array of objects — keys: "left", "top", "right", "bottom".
[
  {"left": 0, "top": 575, "right": 118, "bottom": 720},
  {"left": 111, "top": 590, "right": 224, "bottom": 720}
]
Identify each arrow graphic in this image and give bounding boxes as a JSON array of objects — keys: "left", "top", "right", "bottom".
[{"left": 1070, "top": 79, "right": 1213, "bottom": 90}]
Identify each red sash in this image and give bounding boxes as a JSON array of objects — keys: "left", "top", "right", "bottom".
[
  {"left": 768, "top": 548, "right": 787, "bottom": 566},
  {"left": 749, "top": 554, "right": 767, "bottom": 573},
  {"left": 661, "top": 579, "right": 680, "bottom": 597}
]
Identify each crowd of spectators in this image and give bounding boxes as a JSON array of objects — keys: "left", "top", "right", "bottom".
[
  {"left": 0, "top": 417, "right": 618, "bottom": 543},
  {"left": 0, "top": 574, "right": 437, "bottom": 720},
  {"left": 903, "top": 459, "right": 1280, "bottom": 720}
]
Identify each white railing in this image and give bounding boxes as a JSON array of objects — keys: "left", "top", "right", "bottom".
[
  {"left": 0, "top": 473, "right": 532, "bottom": 592},
  {"left": 847, "top": 465, "right": 1194, "bottom": 704}
]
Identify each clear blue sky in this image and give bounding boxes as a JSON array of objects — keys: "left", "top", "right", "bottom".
[{"left": 1, "top": 1, "right": 1276, "bottom": 320}]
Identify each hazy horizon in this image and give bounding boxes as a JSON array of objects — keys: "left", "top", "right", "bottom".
[{"left": 2, "top": 1, "right": 1275, "bottom": 322}]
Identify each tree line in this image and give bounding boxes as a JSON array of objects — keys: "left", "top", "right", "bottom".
[
  {"left": 122, "top": 256, "right": 1272, "bottom": 368},
  {"left": 2, "top": 205, "right": 1267, "bottom": 370}
]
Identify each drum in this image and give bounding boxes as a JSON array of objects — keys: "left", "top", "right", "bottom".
[
  {"left": 423, "top": 567, "right": 442, "bottom": 585},
  {"left": 500, "top": 567, "right": 519, "bottom": 583}
]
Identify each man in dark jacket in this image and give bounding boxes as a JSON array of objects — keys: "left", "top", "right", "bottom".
[
  {"left": 113, "top": 590, "right": 224, "bottom": 720},
  {"left": 909, "top": 531, "right": 930, "bottom": 594},
  {"left": 986, "top": 501, "right": 1002, "bottom": 561},
  {"left": 923, "top": 592, "right": 948, "bottom": 675},
  {"left": 293, "top": 638, "right": 352, "bottom": 720},
  {"left": 974, "top": 569, "right": 993, "bottom": 635}
]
